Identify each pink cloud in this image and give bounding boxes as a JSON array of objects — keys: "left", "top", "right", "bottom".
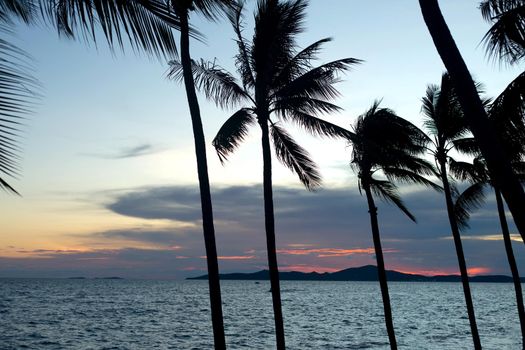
[
  {"left": 199, "top": 255, "right": 256, "bottom": 260},
  {"left": 279, "top": 264, "right": 341, "bottom": 273},
  {"left": 277, "top": 247, "right": 397, "bottom": 258}
]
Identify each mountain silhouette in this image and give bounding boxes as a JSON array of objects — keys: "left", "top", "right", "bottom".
[{"left": 187, "top": 265, "right": 521, "bottom": 283}]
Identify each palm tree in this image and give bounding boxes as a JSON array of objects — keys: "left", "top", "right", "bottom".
[
  {"left": 451, "top": 77, "right": 525, "bottom": 345},
  {"left": 166, "top": 2, "right": 234, "bottom": 348},
  {"left": 169, "top": 1, "right": 359, "bottom": 348},
  {"left": 0, "top": 1, "right": 39, "bottom": 194},
  {"left": 349, "top": 101, "right": 439, "bottom": 350},
  {"left": 421, "top": 73, "right": 482, "bottom": 349},
  {"left": 20, "top": 1, "right": 233, "bottom": 348},
  {"left": 452, "top": 155, "right": 525, "bottom": 347},
  {"left": 480, "top": 0, "right": 525, "bottom": 65},
  {"left": 418, "top": 0, "right": 525, "bottom": 245}
]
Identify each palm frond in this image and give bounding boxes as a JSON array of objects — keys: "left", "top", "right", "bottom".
[
  {"left": 354, "top": 102, "right": 429, "bottom": 162},
  {"left": 369, "top": 178, "right": 416, "bottom": 222},
  {"left": 270, "top": 122, "right": 321, "bottom": 190},
  {"left": 0, "top": 25, "right": 39, "bottom": 194},
  {"left": 227, "top": 1, "right": 255, "bottom": 90},
  {"left": 274, "top": 58, "right": 361, "bottom": 100},
  {"left": 276, "top": 109, "right": 355, "bottom": 140},
  {"left": 448, "top": 158, "right": 484, "bottom": 183},
  {"left": 490, "top": 70, "right": 525, "bottom": 126},
  {"left": 168, "top": 57, "right": 249, "bottom": 108},
  {"left": 452, "top": 137, "right": 480, "bottom": 156},
  {"left": 0, "top": 0, "right": 36, "bottom": 23},
  {"left": 273, "top": 37, "right": 331, "bottom": 87},
  {"left": 273, "top": 96, "right": 341, "bottom": 115},
  {"left": 480, "top": 0, "right": 525, "bottom": 64},
  {"left": 383, "top": 167, "right": 442, "bottom": 192},
  {"left": 454, "top": 182, "right": 488, "bottom": 231},
  {"left": 212, "top": 108, "right": 255, "bottom": 163},
  {"left": 192, "top": 0, "right": 236, "bottom": 21},
  {"left": 422, "top": 73, "right": 467, "bottom": 143},
  {"left": 252, "top": 0, "right": 308, "bottom": 83},
  {"left": 41, "top": 0, "right": 180, "bottom": 59}
]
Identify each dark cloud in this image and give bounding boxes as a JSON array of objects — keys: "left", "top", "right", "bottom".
[
  {"left": 84, "top": 143, "right": 161, "bottom": 159},
  {"left": 3, "top": 184, "right": 522, "bottom": 278},
  {"left": 101, "top": 184, "right": 524, "bottom": 276},
  {"left": 94, "top": 228, "right": 183, "bottom": 246}
]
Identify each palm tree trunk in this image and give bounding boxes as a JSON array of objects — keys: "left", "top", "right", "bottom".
[
  {"left": 259, "top": 116, "right": 286, "bottom": 350},
  {"left": 363, "top": 183, "right": 397, "bottom": 350},
  {"left": 419, "top": 0, "right": 525, "bottom": 245},
  {"left": 438, "top": 160, "right": 481, "bottom": 349},
  {"left": 495, "top": 187, "right": 525, "bottom": 347},
  {"left": 179, "top": 10, "right": 226, "bottom": 350}
]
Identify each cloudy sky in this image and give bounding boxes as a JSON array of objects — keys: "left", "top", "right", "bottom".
[{"left": 1, "top": 0, "right": 524, "bottom": 279}]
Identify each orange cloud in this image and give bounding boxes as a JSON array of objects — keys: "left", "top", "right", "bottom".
[
  {"left": 199, "top": 255, "right": 255, "bottom": 260},
  {"left": 277, "top": 247, "right": 397, "bottom": 258},
  {"left": 467, "top": 267, "right": 492, "bottom": 276},
  {"left": 393, "top": 267, "right": 459, "bottom": 276},
  {"left": 279, "top": 264, "right": 341, "bottom": 273}
]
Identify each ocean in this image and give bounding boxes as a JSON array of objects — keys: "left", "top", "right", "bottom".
[{"left": 0, "top": 279, "right": 521, "bottom": 349}]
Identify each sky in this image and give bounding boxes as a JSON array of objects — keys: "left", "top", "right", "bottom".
[{"left": 1, "top": 0, "right": 524, "bottom": 279}]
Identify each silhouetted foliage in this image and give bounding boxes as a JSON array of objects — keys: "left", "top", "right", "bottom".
[
  {"left": 170, "top": 1, "right": 359, "bottom": 348},
  {"left": 421, "top": 72, "right": 482, "bottom": 348},
  {"left": 419, "top": 0, "right": 525, "bottom": 267},
  {"left": 42, "top": 1, "right": 235, "bottom": 348},
  {"left": 453, "top": 79, "right": 525, "bottom": 344},
  {"left": 0, "top": 1, "right": 40, "bottom": 194},
  {"left": 480, "top": 0, "right": 525, "bottom": 64},
  {"left": 349, "top": 100, "right": 438, "bottom": 350}
]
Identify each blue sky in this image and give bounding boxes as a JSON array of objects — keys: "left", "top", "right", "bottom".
[{"left": 1, "top": 0, "right": 524, "bottom": 279}]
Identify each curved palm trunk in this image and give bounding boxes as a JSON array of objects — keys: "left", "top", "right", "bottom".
[
  {"left": 363, "top": 183, "right": 397, "bottom": 350},
  {"left": 419, "top": 0, "right": 525, "bottom": 244},
  {"left": 438, "top": 160, "right": 481, "bottom": 349},
  {"left": 495, "top": 187, "right": 525, "bottom": 346},
  {"left": 180, "top": 11, "right": 226, "bottom": 350},
  {"left": 259, "top": 116, "right": 286, "bottom": 350}
]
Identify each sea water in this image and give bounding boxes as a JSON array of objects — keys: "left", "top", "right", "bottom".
[{"left": 0, "top": 279, "right": 521, "bottom": 349}]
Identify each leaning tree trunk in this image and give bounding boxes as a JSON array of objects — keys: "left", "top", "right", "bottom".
[
  {"left": 438, "top": 160, "right": 481, "bottom": 349},
  {"left": 419, "top": 0, "right": 525, "bottom": 244},
  {"left": 363, "top": 183, "right": 397, "bottom": 350},
  {"left": 495, "top": 187, "right": 525, "bottom": 346},
  {"left": 259, "top": 116, "right": 286, "bottom": 350},
  {"left": 180, "top": 10, "right": 226, "bottom": 350}
]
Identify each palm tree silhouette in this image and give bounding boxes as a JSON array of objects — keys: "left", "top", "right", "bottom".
[
  {"left": 418, "top": 0, "right": 525, "bottom": 249},
  {"left": 453, "top": 155, "right": 525, "bottom": 347},
  {"left": 480, "top": 0, "right": 525, "bottom": 65},
  {"left": 349, "top": 101, "right": 439, "bottom": 350},
  {"left": 421, "top": 73, "right": 482, "bottom": 349},
  {"left": 170, "top": 1, "right": 359, "bottom": 348},
  {"left": 451, "top": 77, "right": 525, "bottom": 345},
  {"left": 22, "top": 1, "right": 233, "bottom": 347}
]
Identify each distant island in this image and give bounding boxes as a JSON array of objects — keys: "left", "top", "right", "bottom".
[
  {"left": 187, "top": 265, "right": 522, "bottom": 283},
  {"left": 67, "top": 276, "right": 124, "bottom": 280}
]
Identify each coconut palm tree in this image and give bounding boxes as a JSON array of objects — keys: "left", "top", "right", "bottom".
[
  {"left": 451, "top": 77, "right": 525, "bottom": 346},
  {"left": 169, "top": 1, "right": 359, "bottom": 348},
  {"left": 349, "top": 101, "right": 439, "bottom": 350},
  {"left": 452, "top": 155, "right": 525, "bottom": 347},
  {"left": 421, "top": 72, "right": 482, "bottom": 349},
  {"left": 418, "top": 0, "right": 525, "bottom": 247},
  {"left": 480, "top": 0, "right": 525, "bottom": 65},
  {"left": 19, "top": 1, "right": 233, "bottom": 348}
]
